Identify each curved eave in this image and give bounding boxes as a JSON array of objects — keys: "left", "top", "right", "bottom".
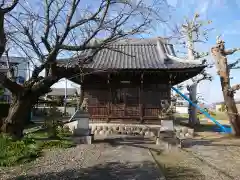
[{"left": 167, "top": 65, "right": 206, "bottom": 85}]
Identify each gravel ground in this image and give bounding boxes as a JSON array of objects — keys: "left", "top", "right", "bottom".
[
  {"left": 186, "top": 133, "right": 240, "bottom": 180},
  {"left": 0, "top": 135, "right": 163, "bottom": 180},
  {"left": 152, "top": 132, "right": 240, "bottom": 180}
]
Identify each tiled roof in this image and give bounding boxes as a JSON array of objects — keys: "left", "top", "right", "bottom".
[{"left": 57, "top": 38, "right": 206, "bottom": 70}]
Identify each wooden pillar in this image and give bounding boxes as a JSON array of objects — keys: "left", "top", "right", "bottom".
[
  {"left": 107, "top": 74, "right": 111, "bottom": 122},
  {"left": 140, "top": 73, "right": 144, "bottom": 123},
  {"left": 79, "top": 73, "right": 85, "bottom": 108}
]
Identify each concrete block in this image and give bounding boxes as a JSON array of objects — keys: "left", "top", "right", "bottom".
[
  {"left": 73, "top": 128, "right": 91, "bottom": 136},
  {"left": 73, "top": 135, "right": 92, "bottom": 144},
  {"left": 159, "top": 131, "right": 174, "bottom": 138},
  {"left": 160, "top": 120, "right": 174, "bottom": 132}
]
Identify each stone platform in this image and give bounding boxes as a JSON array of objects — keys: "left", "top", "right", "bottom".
[{"left": 65, "top": 121, "right": 195, "bottom": 143}]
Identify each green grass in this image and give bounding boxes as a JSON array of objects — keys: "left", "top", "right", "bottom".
[
  {"left": 0, "top": 127, "right": 75, "bottom": 167},
  {"left": 0, "top": 134, "right": 41, "bottom": 167},
  {"left": 177, "top": 112, "right": 228, "bottom": 120}
]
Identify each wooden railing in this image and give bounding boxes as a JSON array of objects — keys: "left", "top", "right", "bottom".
[
  {"left": 88, "top": 105, "right": 172, "bottom": 121},
  {"left": 143, "top": 107, "right": 161, "bottom": 119},
  {"left": 88, "top": 106, "right": 108, "bottom": 117}
]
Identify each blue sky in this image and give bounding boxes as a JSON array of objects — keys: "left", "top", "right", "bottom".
[
  {"left": 9, "top": 0, "right": 240, "bottom": 103},
  {"left": 157, "top": 0, "right": 240, "bottom": 104},
  {"left": 50, "top": 0, "right": 240, "bottom": 103}
]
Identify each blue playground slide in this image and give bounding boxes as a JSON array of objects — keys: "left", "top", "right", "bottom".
[{"left": 171, "top": 87, "right": 231, "bottom": 133}]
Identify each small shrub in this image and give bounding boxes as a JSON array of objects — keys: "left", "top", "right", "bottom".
[
  {"left": 0, "top": 134, "right": 41, "bottom": 166},
  {"left": 43, "top": 106, "right": 63, "bottom": 138},
  {"left": 38, "top": 140, "right": 75, "bottom": 149},
  {"left": 57, "top": 126, "right": 72, "bottom": 138}
]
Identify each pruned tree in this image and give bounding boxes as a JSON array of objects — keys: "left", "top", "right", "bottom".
[
  {"left": 0, "top": 0, "right": 167, "bottom": 138},
  {"left": 171, "top": 13, "right": 212, "bottom": 126},
  {"left": 211, "top": 37, "right": 240, "bottom": 136}
]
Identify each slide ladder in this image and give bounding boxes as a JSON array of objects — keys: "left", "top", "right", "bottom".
[{"left": 171, "top": 87, "right": 231, "bottom": 133}]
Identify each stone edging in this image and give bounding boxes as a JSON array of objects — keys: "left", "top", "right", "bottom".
[{"left": 148, "top": 149, "right": 166, "bottom": 180}]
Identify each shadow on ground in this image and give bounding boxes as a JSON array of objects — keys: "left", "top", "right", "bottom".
[
  {"left": 94, "top": 135, "right": 163, "bottom": 155},
  {"left": 162, "top": 166, "right": 205, "bottom": 180},
  {"left": 9, "top": 161, "right": 161, "bottom": 180},
  {"left": 178, "top": 120, "right": 231, "bottom": 133}
]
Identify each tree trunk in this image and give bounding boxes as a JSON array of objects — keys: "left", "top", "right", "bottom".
[
  {"left": 188, "top": 83, "right": 200, "bottom": 126},
  {"left": 211, "top": 40, "right": 240, "bottom": 136},
  {"left": 1, "top": 98, "right": 32, "bottom": 138},
  {"left": 221, "top": 79, "right": 240, "bottom": 136}
]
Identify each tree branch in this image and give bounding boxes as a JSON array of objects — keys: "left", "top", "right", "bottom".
[
  {"left": 58, "top": 0, "right": 81, "bottom": 45},
  {"left": 1, "top": 0, "right": 18, "bottom": 14},
  {"left": 41, "top": 0, "right": 65, "bottom": 52},
  {"left": 23, "top": 27, "right": 45, "bottom": 61},
  {"left": 223, "top": 48, "right": 240, "bottom": 56},
  {"left": 191, "top": 70, "right": 212, "bottom": 85},
  {"left": 0, "top": 72, "right": 23, "bottom": 93},
  {"left": 231, "top": 84, "right": 240, "bottom": 92},
  {"left": 228, "top": 58, "right": 240, "bottom": 69}
]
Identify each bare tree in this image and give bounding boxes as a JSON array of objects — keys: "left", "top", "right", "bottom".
[
  {"left": 171, "top": 13, "right": 212, "bottom": 126},
  {"left": 0, "top": 0, "right": 167, "bottom": 138},
  {"left": 211, "top": 37, "right": 240, "bottom": 136}
]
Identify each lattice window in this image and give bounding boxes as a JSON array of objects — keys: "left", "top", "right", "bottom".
[
  {"left": 112, "top": 88, "right": 125, "bottom": 104},
  {"left": 125, "top": 88, "right": 139, "bottom": 105}
]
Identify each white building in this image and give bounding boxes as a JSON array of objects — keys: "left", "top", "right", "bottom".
[{"left": 0, "top": 56, "right": 29, "bottom": 102}]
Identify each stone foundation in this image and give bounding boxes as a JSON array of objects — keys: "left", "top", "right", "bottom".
[
  {"left": 89, "top": 123, "right": 160, "bottom": 137},
  {"left": 175, "top": 126, "right": 195, "bottom": 138},
  {"left": 64, "top": 121, "right": 194, "bottom": 141},
  {"left": 72, "top": 135, "right": 93, "bottom": 144}
]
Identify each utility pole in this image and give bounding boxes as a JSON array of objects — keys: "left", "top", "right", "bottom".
[{"left": 64, "top": 78, "right": 67, "bottom": 115}]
